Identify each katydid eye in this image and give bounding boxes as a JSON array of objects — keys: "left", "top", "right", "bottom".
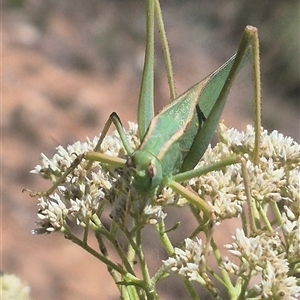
[{"left": 147, "top": 163, "right": 156, "bottom": 178}]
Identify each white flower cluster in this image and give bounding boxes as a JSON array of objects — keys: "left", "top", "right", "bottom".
[
  {"left": 30, "top": 121, "right": 300, "bottom": 297},
  {"left": 30, "top": 123, "right": 299, "bottom": 251},
  {"left": 189, "top": 123, "right": 300, "bottom": 220},
  {"left": 32, "top": 123, "right": 300, "bottom": 227},
  {"left": 161, "top": 124, "right": 299, "bottom": 297},
  {"left": 224, "top": 228, "right": 300, "bottom": 299},
  {"left": 31, "top": 123, "right": 139, "bottom": 234},
  {"left": 163, "top": 238, "right": 208, "bottom": 282},
  {"left": 1, "top": 273, "right": 31, "bottom": 300}
]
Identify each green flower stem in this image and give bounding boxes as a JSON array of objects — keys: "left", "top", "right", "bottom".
[
  {"left": 135, "top": 229, "right": 158, "bottom": 300},
  {"left": 271, "top": 201, "right": 284, "bottom": 226},
  {"left": 210, "top": 237, "right": 236, "bottom": 298},
  {"left": 258, "top": 205, "right": 274, "bottom": 233},
  {"left": 240, "top": 208, "right": 248, "bottom": 237},
  {"left": 126, "top": 242, "right": 137, "bottom": 268},
  {"left": 62, "top": 226, "right": 127, "bottom": 277},
  {"left": 83, "top": 221, "right": 89, "bottom": 244},
  {"left": 189, "top": 204, "right": 210, "bottom": 238},
  {"left": 122, "top": 226, "right": 140, "bottom": 254},
  {"left": 182, "top": 277, "right": 200, "bottom": 300},
  {"left": 65, "top": 227, "right": 144, "bottom": 295},
  {"left": 156, "top": 219, "right": 174, "bottom": 256},
  {"left": 241, "top": 158, "right": 261, "bottom": 233},
  {"left": 124, "top": 287, "right": 140, "bottom": 300},
  {"left": 151, "top": 265, "right": 169, "bottom": 285},
  {"left": 238, "top": 271, "right": 253, "bottom": 300},
  {"left": 89, "top": 216, "right": 135, "bottom": 274},
  {"left": 94, "top": 230, "right": 129, "bottom": 297}
]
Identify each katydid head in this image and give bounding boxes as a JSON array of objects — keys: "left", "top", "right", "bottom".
[{"left": 126, "top": 150, "right": 163, "bottom": 193}]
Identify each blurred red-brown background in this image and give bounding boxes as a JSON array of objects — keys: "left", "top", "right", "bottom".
[{"left": 2, "top": 1, "right": 299, "bottom": 299}]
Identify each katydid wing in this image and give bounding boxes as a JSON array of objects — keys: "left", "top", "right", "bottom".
[{"left": 128, "top": 39, "right": 251, "bottom": 193}]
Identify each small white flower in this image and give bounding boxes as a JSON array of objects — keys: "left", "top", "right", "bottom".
[
  {"left": 144, "top": 204, "right": 167, "bottom": 223},
  {"left": 252, "top": 260, "right": 300, "bottom": 300},
  {"left": 163, "top": 238, "right": 208, "bottom": 282},
  {"left": 225, "top": 229, "right": 285, "bottom": 276}
]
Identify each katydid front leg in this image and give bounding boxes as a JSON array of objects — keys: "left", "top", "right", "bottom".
[{"left": 27, "top": 113, "right": 128, "bottom": 197}]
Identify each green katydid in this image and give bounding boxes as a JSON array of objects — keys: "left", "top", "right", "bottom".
[{"left": 28, "top": 1, "right": 261, "bottom": 221}]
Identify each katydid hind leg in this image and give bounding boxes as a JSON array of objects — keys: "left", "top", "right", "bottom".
[{"left": 181, "top": 26, "right": 262, "bottom": 172}]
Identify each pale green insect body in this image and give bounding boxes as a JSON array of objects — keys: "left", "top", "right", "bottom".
[{"left": 125, "top": 50, "right": 249, "bottom": 195}]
